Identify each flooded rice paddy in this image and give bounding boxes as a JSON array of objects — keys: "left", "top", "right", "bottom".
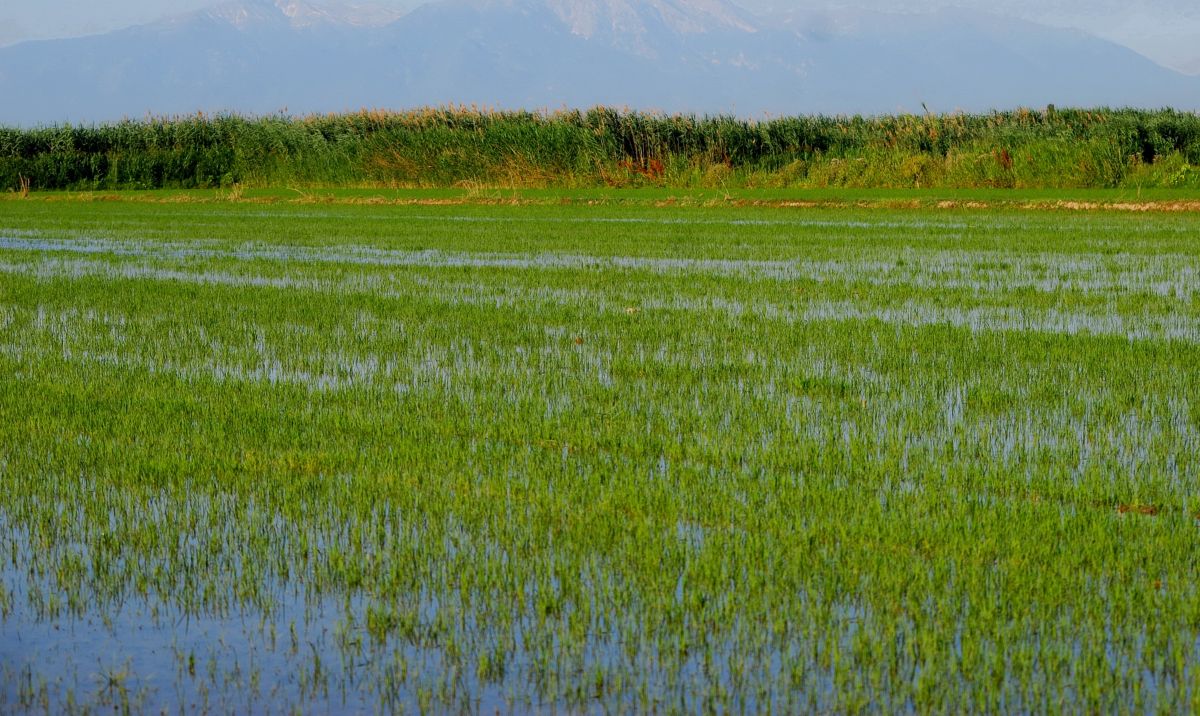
[{"left": 1, "top": 198, "right": 1199, "bottom": 712}]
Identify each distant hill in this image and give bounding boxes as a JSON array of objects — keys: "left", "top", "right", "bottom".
[{"left": 1, "top": 0, "right": 1198, "bottom": 126}]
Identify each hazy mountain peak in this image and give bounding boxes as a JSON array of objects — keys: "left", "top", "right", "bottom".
[
  {"left": 201, "top": 0, "right": 404, "bottom": 30},
  {"left": 283, "top": 1, "right": 408, "bottom": 27},
  {"left": 201, "top": 0, "right": 283, "bottom": 28},
  {"left": 545, "top": 0, "right": 757, "bottom": 38}
]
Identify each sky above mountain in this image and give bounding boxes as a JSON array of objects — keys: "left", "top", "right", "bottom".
[{"left": 2, "top": 0, "right": 1197, "bottom": 74}]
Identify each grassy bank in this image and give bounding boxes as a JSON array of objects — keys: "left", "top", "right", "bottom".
[{"left": 3, "top": 106, "right": 1200, "bottom": 191}]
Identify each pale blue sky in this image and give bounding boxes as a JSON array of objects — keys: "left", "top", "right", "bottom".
[{"left": 2, "top": 0, "right": 1197, "bottom": 73}]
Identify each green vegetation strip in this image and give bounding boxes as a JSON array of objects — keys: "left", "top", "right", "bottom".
[
  {"left": 1, "top": 196, "right": 1199, "bottom": 712},
  {"left": 3, "top": 107, "right": 1200, "bottom": 192}
]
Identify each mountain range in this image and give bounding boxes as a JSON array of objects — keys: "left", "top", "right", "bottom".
[{"left": 1, "top": 0, "right": 1197, "bottom": 126}]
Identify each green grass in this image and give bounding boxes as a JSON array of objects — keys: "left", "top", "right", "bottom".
[{"left": 1, "top": 193, "right": 1199, "bottom": 712}]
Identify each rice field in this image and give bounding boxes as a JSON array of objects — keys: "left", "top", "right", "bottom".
[{"left": 1, "top": 194, "right": 1199, "bottom": 713}]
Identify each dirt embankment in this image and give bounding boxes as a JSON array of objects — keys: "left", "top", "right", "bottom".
[{"left": 7, "top": 191, "right": 1200, "bottom": 213}]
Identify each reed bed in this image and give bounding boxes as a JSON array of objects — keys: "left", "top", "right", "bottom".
[{"left": 2, "top": 107, "right": 1199, "bottom": 191}]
